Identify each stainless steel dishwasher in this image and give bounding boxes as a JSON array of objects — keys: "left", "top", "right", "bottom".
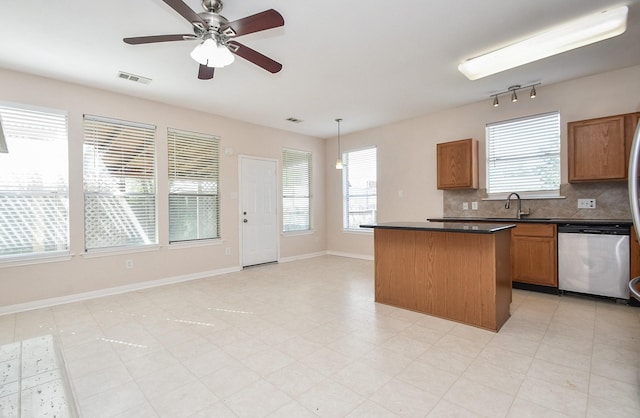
[{"left": 558, "top": 223, "right": 630, "bottom": 300}]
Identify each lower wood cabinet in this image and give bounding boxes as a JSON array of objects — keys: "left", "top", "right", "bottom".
[{"left": 511, "top": 223, "right": 558, "bottom": 287}]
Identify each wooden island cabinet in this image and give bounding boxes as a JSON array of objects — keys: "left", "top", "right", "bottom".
[{"left": 363, "top": 222, "right": 514, "bottom": 332}]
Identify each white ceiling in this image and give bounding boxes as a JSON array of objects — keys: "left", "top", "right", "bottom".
[{"left": 1, "top": 0, "right": 639, "bottom": 138}]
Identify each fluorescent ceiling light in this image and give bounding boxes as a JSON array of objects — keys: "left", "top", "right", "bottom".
[{"left": 458, "top": 6, "right": 628, "bottom": 80}]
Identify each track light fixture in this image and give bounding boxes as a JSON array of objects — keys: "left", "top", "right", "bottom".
[{"left": 490, "top": 83, "right": 540, "bottom": 108}]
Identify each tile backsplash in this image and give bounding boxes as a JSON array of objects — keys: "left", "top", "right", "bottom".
[{"left": 443, "top": 182, "right": 631, "bottom": 220}]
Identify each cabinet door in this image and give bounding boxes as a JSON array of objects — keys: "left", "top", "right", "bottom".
[
  {"left": 437, "top": 138, "right": 478, "bottom": 189},
  {"left": 568, "top": 115, "right": 626, "bottom": 182},
  {"left": 511, "top": 224, "right": 558, "bottom": 287}
]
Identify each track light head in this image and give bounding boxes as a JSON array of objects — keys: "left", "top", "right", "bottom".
[
  {"left": 530, "top": 85, "right": 537, "bottom": 99},
  {"left": 492, "top": 96, "right": 499, "bottom": 107}
]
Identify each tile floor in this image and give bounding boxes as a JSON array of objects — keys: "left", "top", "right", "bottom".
[{"left": 1, "top": 255, "right": 640, "bottom": 417}]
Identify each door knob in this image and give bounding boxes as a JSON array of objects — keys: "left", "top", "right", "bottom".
[{"left": 243, "top": 219, "right": 248, "bottom": 223}]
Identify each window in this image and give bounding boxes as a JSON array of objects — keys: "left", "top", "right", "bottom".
[
  {"left": 83, "top": 115, "right": 157, "bottom": 250},
  {"left": 0, "top": 104, "right": 69, "bottom": 258},
  {"left": 282, "top": 148, "right": 311, "bottom": 232},
  {"left": 168, "top": 128, "right": 220, "bottom": 242},
  {"left": 342, "top": 147, "right": 377, "bottom": 230},
  {"left": 486, "top": 112, "right": 560, "bottom": 196}
]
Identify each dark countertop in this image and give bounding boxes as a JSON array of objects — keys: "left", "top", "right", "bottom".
[
  {"left": 427, "top": 217, "right": 632, "bottom": 226},
  {"left": 360, "top": 221, "right": 516, "bottom": 234}
]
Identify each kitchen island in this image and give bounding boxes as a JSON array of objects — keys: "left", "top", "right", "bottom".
[{"left": 361, "top": 222, "right": 515, "bottom": 331}]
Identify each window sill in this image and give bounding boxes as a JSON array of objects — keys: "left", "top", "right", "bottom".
[
  {"left": 0, "top": 251, "right": 72, "bottom": 268},
  {"left": 168, "top": 239, "right": 223, "bottom": 249},
  {"left": 483, "top": 194, "right": 566, "bottom": 201},
  {"left": 343, "top": 228, "right": 373, "bottom": 235},
  {"left": 282, "top": 229, "right": 314, "bottom": 236},
  {"left": 83, "top": 244, "right": 161, "bottom": 258}
]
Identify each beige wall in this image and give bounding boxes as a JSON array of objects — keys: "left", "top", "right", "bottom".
[
  {"left": 325, "top": 65, "right": 640, "bottom": 256},
  {"left": 3, "top": 64, "right": 640, "bottom": 310},
  {"left": 0, "top": 68, "right": 326, "bottom": 310}
]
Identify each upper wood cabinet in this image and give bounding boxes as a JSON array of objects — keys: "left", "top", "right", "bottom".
[
  {"left": 568, "top": 112, "right": 640, "bottom": 182},
  {"left": 437, "top": 138, "right": 478, "bottom": 190}
]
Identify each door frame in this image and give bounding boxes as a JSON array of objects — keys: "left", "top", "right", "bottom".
[{"left": 238, "top": 154, "right": 280, "bottom": 267}]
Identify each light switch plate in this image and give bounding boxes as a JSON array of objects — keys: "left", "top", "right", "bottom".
[
  {"left": 471, "top": 201, "right": 478, "bottom": 210},
  {"left": 462, "top": 202, "right": 469, "bottom": 210},
  {"left": 578, "top": 198, "right": 596, "bottom": 209}
]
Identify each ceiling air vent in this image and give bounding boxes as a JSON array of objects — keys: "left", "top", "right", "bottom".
[
  {"left": 286, "top": 117, "right": 303, "bottom": 123},
  {"left": 117, "top": 71, "right": 152, "bottom": 85}
]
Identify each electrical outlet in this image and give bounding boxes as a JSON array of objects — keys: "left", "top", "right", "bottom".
[
  {"left": 125, "top": 259, "right": 133, "bottom": 269},
  {"left": 471, "top": 201, "right": 478, "bottom": 210},
  {"left": 462, "top": 202, "right": 469, "bottom": 210},
  {"left": 577, "top": 198, "right": 596, "bottom": 209},
  {"left": 225, "top": 247, "right": 231, "bottom": 256}
]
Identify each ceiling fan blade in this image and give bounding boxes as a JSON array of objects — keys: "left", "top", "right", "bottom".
[
  {"left": 221, "top": 9, "right": 284, "bottom": 37},
  {"left": 123, "top": 34, "right": 197, "bottom": 45},
  {"left": 162, "top": 0, "right": 209, "bottom": 31},
  {"left": 228, "top": 41, "right": 282, "bottom": 74},
  {"left": 198, "top": 64, "right": 215, "bottom": 80}
]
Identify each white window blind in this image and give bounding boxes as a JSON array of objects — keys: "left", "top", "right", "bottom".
[
  {"left": 343, "top": 147, "right": 377, "bottom": 230},
  {"left": 486, "top": 112, "right": 560, "bottom": 195},
  {"left": 83, "top": 115, "right": 157, "bottom": 250},
  {"left": 0, "top": 104, "right": 69, "bottom": 258},
  {"left": 282, "top": 148, "right": 311, "bottom": 232},
  {"left": 168, "top": 128, "right": 220, "bottom": 242}
]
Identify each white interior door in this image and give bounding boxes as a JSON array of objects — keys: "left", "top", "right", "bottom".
[{"left": 240, "top": 156, "right": 278, "bottom": 267}]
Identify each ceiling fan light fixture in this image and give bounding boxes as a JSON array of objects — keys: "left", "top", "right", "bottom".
[
  {"left": 206, "top": 44, "right": 235, "bottom": 68},
  {"left": 190, "top": 38, "right": 215, "bottom": 65},
  {"left": 190, "top": 37, "right": 235, "bottom": 68},
  {"left": 458, "top": 6, "right": 628, "bottom": 80}
]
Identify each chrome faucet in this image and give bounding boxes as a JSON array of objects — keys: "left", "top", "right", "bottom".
[{"left": 505, "top": 192, "right": 530, "bottom": 219}]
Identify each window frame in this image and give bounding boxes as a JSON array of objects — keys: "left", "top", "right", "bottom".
[
  {"left": 486, "top": 111, "right": 561, "bottom": 199},
  {"left": 168, "top": 127, "right": 221, "bottom": 244},
  {"left": 0, "top": 102, "right": 70, "bottom": 262},
  {"left": 82, "top": 114, "right": 158, "bottom": 252},
  {"left": 342, "top": 146, "right": 377, "bottom": 232},
  {"left": 282, "top": 148, "right": 312, "bottom": 233}
]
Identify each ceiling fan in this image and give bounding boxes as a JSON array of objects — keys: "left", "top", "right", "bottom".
[{"left": 123, "top": 0, "right": 284, "bottom": 80}]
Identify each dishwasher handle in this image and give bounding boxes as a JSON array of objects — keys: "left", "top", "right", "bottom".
[{"left": 558, "top": 224, "right": 630, "bottom": 235}]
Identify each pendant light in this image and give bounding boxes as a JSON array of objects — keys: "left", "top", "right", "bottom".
[{"left": 335, "top": 118, "right": 343, "bottom": 170}]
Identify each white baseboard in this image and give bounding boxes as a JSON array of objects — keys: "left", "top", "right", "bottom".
[
  {"left": 326, "top": 251, "right": 374, "bottom": 261},
  {"left": 0, "top": 265, "right": 242, "bottom": 315}
]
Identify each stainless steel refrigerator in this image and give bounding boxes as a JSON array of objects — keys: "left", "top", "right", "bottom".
[{"left": 628, "top": 122, "right": 640, "bottom": 300}]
